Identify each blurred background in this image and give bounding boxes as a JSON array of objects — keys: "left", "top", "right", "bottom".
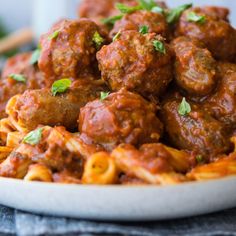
[{"left": 0, "top": 0, "right": 235, "bottom": 59}]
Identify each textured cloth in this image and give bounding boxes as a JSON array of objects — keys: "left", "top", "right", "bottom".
[{"left": 0, "top": 205, "right": 236, "bottom": 236}]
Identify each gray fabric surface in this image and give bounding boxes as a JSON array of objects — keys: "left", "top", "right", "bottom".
[{"left": 0, "top": 205, "right": 236, "bottom": 236}]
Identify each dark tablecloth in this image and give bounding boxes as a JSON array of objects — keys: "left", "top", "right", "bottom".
[{"left": 1, "top": 205, "right": 236, "bottom": 236}]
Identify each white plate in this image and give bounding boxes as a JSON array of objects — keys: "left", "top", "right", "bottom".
[{"left": 0, "top": 177, "right": 236, "bottom": 221}]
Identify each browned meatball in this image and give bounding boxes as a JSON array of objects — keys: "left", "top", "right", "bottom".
[
  {"left": 176, "top": 7, "right": 236, "bottom": 61},
  {"left": 97, "top": 31, "right": 174, "bottom": 100},
  {"left": 203, "top": 63, "right": 236, "bottom": 128},
  {"left": 79, "top": 89, "right": 163, "bottom": 151},
  {"left": 38, "top": 19, "right": 107, "bottom": 86},
  {"left": 12, "top": 80, "right": 106, "bottom": 131},
  {"left": 0, "top": 52, "right": 45, "bottom": 118},
  {"left": 110, "top": 10, "right": 169, "bottom": 39},
  {"left": 171, "top": 36, "right": 217, "bottom": 96},
  {"left": 161, "top": 95, "right": 231, "bottom": 160},
  {"left": 202, "top": 6, "right": 230, "bottom": 21}
]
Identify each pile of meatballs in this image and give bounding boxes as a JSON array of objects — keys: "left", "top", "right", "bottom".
[{"left": 1, "top": 0, "right": 236, "bottom": 166}]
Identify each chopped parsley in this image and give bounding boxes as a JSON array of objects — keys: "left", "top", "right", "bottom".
[
  {"left": 115, "top": 3, "right": 141, "bottom": 14},
  {"left": 166, "top": 3, "right": 193, "bottom": 24},
  {"left": 137, "top": 0, "right": 156, "bottom": 11},
  {"left": 48, "top": 30, "right": 60, "bottom": 40},
  {"left": 196, "top": 155, "right": 204, "bottom": 164},
  {"left": 151, "top": 5, "right": 164, "bottom": 14},
  {"left": 92, "top": 31, "right": 104, "bottom": 50},
  {"left": 113, "top": 30, "right": 121, "bottom": 42},
  {"left": 178, "top": 97, "right": 191, "bottom": 116},
  {"left": 153, "top": 40, "right": 166, "bottom": 54},
  {"left": 101, "top": 15, "right": 123, "bottom": 26},
  {"left": 187, "top": 12, "right": 206, "bottom": 24},
  {"left": 30, "top": 48, "right": 41, "bottom": 65},
  {"left": 23, "top": 128, "right": 43, "bottom": 146},
  {"left": 51, "top": 79, "right": 72, "bottom": 96},
  {"left": 139, "top": 25, "right": 149, "bottom": 34},
  {"left": 100, "top": 92, "right": 110, "bottom": 101},
  {"left": 9, "top": 74, "right": 26, "bottom": 83}
]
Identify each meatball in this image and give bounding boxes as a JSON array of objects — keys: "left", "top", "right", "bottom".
[
  {"left": 202, "top": 6, "right": 230, "bottom": 21},
  {"left": 171, "top": 36, "right": 217, "bottom": 96},
  {"left": 38, "top": 19, "right": 107, "bottom": 85},
  {"left": 79, "top": 0, "right": 137, "bottom": 23},
  {"left": 203, "top": 63, "right": 236, "bottom": 128},
  {"left": 12, "top": 80, "right": 106, "bottom": 131},
  {"left": 176, "top": 7, "right": 236, "bottom": 61},
  {"left": 97, "top": 31, "right": 174, "bottom": 100},
  {"left": 161, "top": 95, "right": 231, "bottom": 160},
  {"left": 110, "top": 10, "right": 169, "bottom": 39},
  {"left": 79, "top": 89, "right": 163, "bottom": 151},
  {"left": 0, "top": 52, "right": 44, "bottom": 118}
]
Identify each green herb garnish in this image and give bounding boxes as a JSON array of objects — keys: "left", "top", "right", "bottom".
[
  {"left": 48, "top": 30, "right": 60, "bottom": 40},
  {"left": 23, "top": 128, "right": 43, "bottom": 146},
  {"left": 151, "top": 6, "right": 164, "bottom": 14},
  {"left": 196, "top": 155, "right": 204, "bottom": 164},
  {"left": 92, "top": 31, "right": 104, "bottom": 50},
  {"left": 113, "top": 30, "right": 122, "bottom": 42},
  {"left": 139, "top": 25, "right": 149, "bottom": 34},
  {"left": 153, "top": 40, "right": 166, "bottom": 54},
  {"left": 187, "top": 12, "right": 206, "bottom": 24},
  {"left": 100, "top": 92, "right": 110, "bottom": 101},
  {"left": 30, "top": 48, "right": 41, "bottom": 65},
  {"left": 115, "top": 3, "right": 141, "bottom": 14},
  {"left": 51, "top": 79, "right": 72, "bottom": 96},
  {"left": 101, "top": 15, "right": 123, "bottom": 26},
  {"left": 178, "top": 97, "right": 191, "bottom": 116},
  {"left": 137, "top": 0, "right": 156, "bottom": 11},
  {"left": 9, "top": 74, "right": 26, "bottom": 83},
  {"left": 166, "top": 3, "right": 192, "bottom": 24}
]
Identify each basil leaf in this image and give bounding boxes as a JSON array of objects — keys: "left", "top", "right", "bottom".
[
  {"left": 166, "top": 3, "right": 192, "bottom": 24},
  {"left": 48, "top": 30, "right": 60, "bottom": 40},
  {"left": 137, "top": 0, "right": 156, "bottom": 11},
  {"left": 30, "top": 48, "right": 41, "bottom": 65},
  {"left": 101, "top": 15, "right": 123, "bottom": 26},
  {"left": 187, "top": 12, "right": 206, "bottom": 24},
  {"left": 113, "top": 30, "right": 121, "bottom": 42},
  {"left": 9, "top": 74, "right": 26, "bottom": 83},
  {"left": 51, "top": 79, "right": 72, "bottom": 96},
  {"left": 92, "top": 31, "right": 104, "bottom": 50},
  {"left": 139, "top": 25, "right": 149, "bottom": 34},
  {"left": 115, "top": 3, "right": 141, "bottom": 14},
  {"left": 23, "top": 128, "right": 43, "bottom": 145},
  {"left": 100, "top": 92, "right": 110, "bottom": 101},
  {"left": 178, "top": 97, "right": 191, "bottom": 116},
  {"left": 153, "top": 40, "right": 166, "bottom": 54}
]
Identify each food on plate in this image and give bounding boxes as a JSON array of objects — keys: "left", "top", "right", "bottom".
[{"left": 0, "top": 1, "right": 236, "bottom": 185}]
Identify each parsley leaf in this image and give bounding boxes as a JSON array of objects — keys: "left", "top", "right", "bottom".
[
  {"left": 151, "top": 6, "right": 164, "bottom": 14},
  {"left": 166, "top": 3, "right": 192, "bottom": 24},
  {"left": 23, "top": 128, "right": 43, "bottom": 146},
  {"left": 187, "top": 12, "right": 206, "bottom": 24},
  {"left": 153, "top": 40, "right": 166, "bottom": 54},
  {"left": 51, "top": 79, "right": 72, "bottom": 96},
  {"left": 9, "top": 74, "right": 26, "bottom": 83},
  {"left": 178, "top": 97, "right": 191, "bottom": 116},
  {"left": 92, "top": 31, "right": 104, "bottom": 50},
  {"left": 48, "top": 30, "right": 60, "bottom": 40},
  {"left": 196, "top": 155, "right": 204, "bottom": 164},
  {"left": 137, "top": 0, "right": 156, "bottom": 11},
  {"left": 30, "top": 48, "right": 41, "bottom": 65},
  {"left": 115, "top": 3, "right": 141, "bottom": 14},
  {"left": 100, "top": 92, "right": 110, "bottom": 101},
  {"left": 113, "top": 30, "right": 121, "bottom": 42},
  {"left": 139, "top": 25, "right": 149, "bottom": 34},
  {"left": 101, "top": 15, "right": 123, "bottom": 26}
]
